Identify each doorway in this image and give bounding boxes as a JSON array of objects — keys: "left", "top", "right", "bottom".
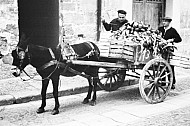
[{"left": 132, "top": 0, "right": 165, "bottom": 29}]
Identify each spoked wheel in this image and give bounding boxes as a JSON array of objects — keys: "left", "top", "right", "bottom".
[
  {"left": 98, "top": 67, "right": 125, "bottom": 91},
  {"left": 139, "top": 58, "right": 173, "bottom": 104}
]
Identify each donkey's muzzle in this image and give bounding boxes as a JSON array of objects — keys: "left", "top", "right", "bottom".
[{"left": 11, "top": 67, "right": 21, "bottom": 77}]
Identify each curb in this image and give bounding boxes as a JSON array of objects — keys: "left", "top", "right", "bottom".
[
  {"left": 0, "top": 79, "right": 139, "bottom": 106},
  {"left": 0, "top": 95, "right": 15, "bottom": 106}
]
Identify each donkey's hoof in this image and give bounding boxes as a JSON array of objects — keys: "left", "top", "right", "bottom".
[
  {"left": 89, "top": 101, "right": 96, "bottom": 106},
  {"left": 51, "top": 109, "right": 59, "bottom": 115},
  {"left": 36, "top": 108, "right": 45, "bottom": 114},
  {"left": 82, "top": 99, "right": 89, "bottom": 104}
]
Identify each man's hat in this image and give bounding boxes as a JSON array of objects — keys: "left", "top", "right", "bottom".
[
  {"left": 162, "top": 17, "right": 172, "bottom": 22},
  {"left": 117, "top": 10, "right": 127, "bottom": 15}
]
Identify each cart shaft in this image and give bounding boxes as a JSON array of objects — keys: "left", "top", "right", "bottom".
[{"left": 69, "top": 60, "right": 128, "bottom": 68}]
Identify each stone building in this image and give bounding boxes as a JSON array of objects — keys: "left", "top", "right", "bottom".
[
  {"left": 0, "top": 0, "right": 190, "bottom": 56},
  {"left": 166, "top": 0, "right": 190, "bottom": 56}
]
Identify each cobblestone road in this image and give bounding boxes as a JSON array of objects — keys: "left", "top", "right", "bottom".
[
  {"left": 0, "top": 86, "right": 190, "bottom": 126},
  {"left": 1, "top": 63, "right": 190, "bottom": 126}
]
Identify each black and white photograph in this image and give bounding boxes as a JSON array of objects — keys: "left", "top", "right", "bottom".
[{"left": 0, "top": 0, "right": 190, "bottom": 125}]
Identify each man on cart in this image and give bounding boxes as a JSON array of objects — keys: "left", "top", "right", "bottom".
[{"left": 102, "top": 10, "right": 128, "bottom": 32}]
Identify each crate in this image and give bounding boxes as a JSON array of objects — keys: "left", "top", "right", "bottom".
[{"left": 97, "top": 37, "right": 138, "bottom": 62}]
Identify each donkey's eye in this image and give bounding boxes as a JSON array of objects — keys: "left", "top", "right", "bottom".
[{"left": 18, "top": 51, "right": 25, "bottom": 59}]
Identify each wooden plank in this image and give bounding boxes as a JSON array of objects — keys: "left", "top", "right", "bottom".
[
  {"left": 122, "top": 54, "right": 134, "bottom": 60},
  {"left": 170, "top": 59, "right": 190, "bottom": 69},
  {"left": 170, "top": 55, "right": 190, "bottom": 65},
  {"left": 70, "top": 60, "right": 128, "bottom": 68},
  {"left": 110, "top": 41, "right": 124, "bottom": 45},
  {"left": 97, "top": 42, "right": 110, "bottom": 46},
  {"left": 98, "top": 46, "right": 109, "bottom": 50},
  {"left": 123, "top": 45, "right": 134, "bottom": 51},
  {"left": 170, "top": 54, "right": 190, "bottom": 69},
  {"left": 170, "top": 59, "right": 190, "bottom": 66},
  {"left": 109, "top": 53, "right": 134, "bottom": 60},
  {"left": 99, "top": 50, "right": 109, "bottom": 53},
  {"left": 110, "top": 49, "right": 123, "bottom": 53},
  {"left": 99, "top": 49, "right": 109, "bottom": 52},
  {"left": 100, "top": 52, "right": 109, "bottom": 56},
  {"left": 100, "top": 49, "right": 109, "bottom": 52},
  {"left": 110, "top": 44, "right": 123, "bottom": 49},
  {"left": 109, "top": 53, "right": 123, "bottom": 58},
  {"left": 100, "top": 53, "right": 110, "bottom": 57},
  {"left": 123, "top": 50, "right": 134, "bottom": 56},
  {"left": 171, "top": 56, "right": 190, "bottom": 61},
  {"left": 99, "top": 50, "right": 109, "bottom": 54}
]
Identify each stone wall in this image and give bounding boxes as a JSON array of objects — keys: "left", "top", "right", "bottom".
[
  {"left": 0, "top": 0, "right": 98, "bottom": 53},
  {"left": 59, "top": 0, "right": 98, "bottom": 44},
  {"left": 179, "top": 0, "right": 190, "bottom": 56},
  {"left": 1, "top": 0, "right": 189, "bottom": 58},
  {"left": 0, "top": 0, "right": 18, "bottom": 54}
]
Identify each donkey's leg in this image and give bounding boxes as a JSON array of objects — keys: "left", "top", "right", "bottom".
[
  {"left": 89, "top": 77, "right": 98, "bottom": 106},
  {"left": 51, "top": 75, "right": 60, "bottom": 115},
  {"left": 37, "top": 79, "right": 50, "bottom": 114},
  {"left": 89, "top": 67, "right": 99, "bottom": 106},
  {"left": 82, "top": 78, "right": 93, "bottom": 104}
]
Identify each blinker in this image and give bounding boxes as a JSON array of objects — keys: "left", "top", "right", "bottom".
[{"left": 18, "top": 51, "right": 25, "bottom": 59}]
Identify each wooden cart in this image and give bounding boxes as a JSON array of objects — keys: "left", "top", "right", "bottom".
[{"left": 70, "top": 27, "right": 190, "bottom": 104}]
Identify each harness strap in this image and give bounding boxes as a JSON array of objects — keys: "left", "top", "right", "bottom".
[
  {"left": 37, "top": 60, "right": 58, "bottom": 71},
  {"left": 67, "top": 67, "right": 90, "bottom": 79},
  {"left": 86, "top": 42, "right": 95, "bottom": 50},
  {"left": 48, "top": 48, "right": 55, "bottom": 59},
  {"left": 37, "top": 48, "right": 56, "bottom": 71}
]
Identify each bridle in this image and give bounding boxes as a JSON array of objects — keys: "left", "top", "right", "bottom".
[
  {"left": 15, "top": 45, "right": 31, "bottom": 71},
  {"left": 13, "top": 46, "right": 33, "bottom": 80},
  {"left": 15, "top": 45, "right": 62, "bottom": 81}
]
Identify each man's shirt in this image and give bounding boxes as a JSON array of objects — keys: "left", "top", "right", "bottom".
[
  {"left": 158, "top": 26, "right": 182, "bottom": 43},
  {"left": 102, "top": 18, "right": 128, "bottom": 32}
]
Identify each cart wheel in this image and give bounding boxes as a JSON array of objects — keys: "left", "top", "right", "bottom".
[
  {"left": 139, "top": 58, "right": 173, "bottom": 104},
  {"left": 98, "top": 67, "right": 125, "bottom": 91}
]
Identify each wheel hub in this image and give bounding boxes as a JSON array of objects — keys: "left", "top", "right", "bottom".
[{"left": 154, "top": 77, "right": 161, "bottom": 85}]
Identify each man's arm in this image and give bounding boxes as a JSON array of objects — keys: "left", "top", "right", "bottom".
[
  {"left": 102, "top": 20, "right": 112, "bottom": 31},
  {"left": 172, "top": 28, "right": 182, "bottom": 43}
]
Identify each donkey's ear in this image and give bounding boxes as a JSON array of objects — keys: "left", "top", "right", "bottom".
[
  {"left": 19, "top": 32, "right": 26, "bottom": 44},
  {"left": 18, "top": 32, "right": 30, "bottom": 48}
]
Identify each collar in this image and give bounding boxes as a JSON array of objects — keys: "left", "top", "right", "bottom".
[
  {"left": 37, "top": 60, "right": 58, "bottom": 71},
  {"left": 164, "top": 25, "right": 172, "bottom": 31}
]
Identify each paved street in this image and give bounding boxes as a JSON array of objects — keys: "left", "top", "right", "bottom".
[
  {"left": 0, "top": 67, "right": 190, "bottom": 126},
  {"left": 0, "top": 86, "right": 190, "bottom": 126}
]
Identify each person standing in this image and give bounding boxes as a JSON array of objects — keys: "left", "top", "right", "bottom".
[
  {"left": 102, "top": 10, "right": 128, "bottom": 32},
  {"left": 158, "top": 17, "right": 182, "bottom": 89}
]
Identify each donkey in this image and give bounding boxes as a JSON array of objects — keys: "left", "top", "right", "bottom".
[{"left": 10, "top": 35, "right": 100, "bottom": 115}]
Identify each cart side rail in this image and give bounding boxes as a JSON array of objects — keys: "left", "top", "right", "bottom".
[{"left": 170, "top": 55, "right": 190, "bottom": 69}]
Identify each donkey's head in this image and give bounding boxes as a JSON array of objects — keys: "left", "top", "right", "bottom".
[{"left": 11, "top": 33, "right": 30, "bottom": 77}]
